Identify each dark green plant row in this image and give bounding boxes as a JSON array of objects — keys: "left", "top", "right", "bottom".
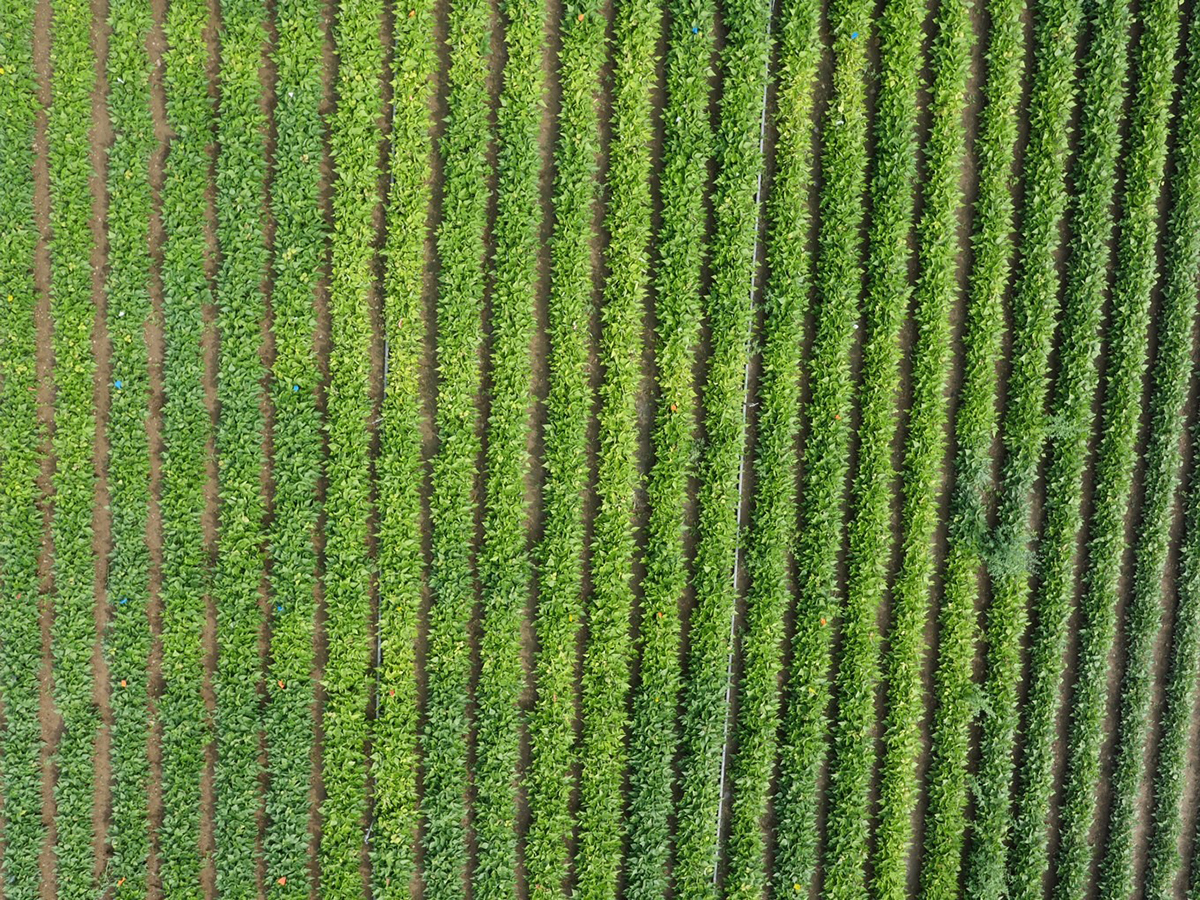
[
  {"left": 1140, "top": 5, "right": 1200, "bottom": 895},
  {"left": 823, "top": 0, "right": 922, "bottom": 884},
  {"left": 573, "top": 0, "right": 655, "bottom": 891},
  {"left": 673, "top": 0, "right": 772, "bottom": 889},
  {"left": 1090, "top": 0, "right": 1184, "bottom": 894},
  {"left": 622, "top": 0, "right": 714, "bottom": 894},
  {"left": 526, "top": 0, "right": 605, "bottom": 896},
  {"left": 211, "top": 0, "right": 270, "bottom": 892},
  {"left": 871, "top": 0, "right": 973, "bottom": 893},
  {"left": 1002, "top": 1, "right": 1128, "bottom": 896},
  {"left": 919, "top": 0, "right": 1023, "bottom": 888},
  {"left": 47, "top": 0, "right": 101, "bottom": 894},
  {"left": 472, "top": 0, "right": 545, "bottom": 892},
  {"left": 157, "top": 0, "right": 216, "bottom": 892},
  {"left": 973, "top": 0, "right": 1120, "bottom": 892},
  {"left": 371, "top": 0, "right": 436, "bottom": 891},
  {"left": 773, "top": 0, "right": 871, "bottom": 889},
  {"left": 1048, "top": 1, "right": 1175, "bottom": 896},
  {"left": 0, "top": 5, "right": 46, "bottom": 900},
  {"left": 320, "top": 0, "right": 384, "bottom": 895},
  {"left": 372, "top": 21, "right": 434, "bottom": 900},
  {"left": 421, "top": 0, "right": 491, "bottom": 892},
  {"left": 969, "top": 0, "right": 1084, "bottom": 883},
  {"left": 721, "top": 0, "right": 819, "bottom": 894},
  {"left": 103, "top": 0, "right": 156, "bottom": 892},
  {"left": 263, "top": 0, "right": 326, "bottom": 892}
]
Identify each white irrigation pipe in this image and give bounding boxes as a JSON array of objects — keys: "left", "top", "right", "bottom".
[{"left": 712, "top": 0, "right": 777, "bottom": 880}]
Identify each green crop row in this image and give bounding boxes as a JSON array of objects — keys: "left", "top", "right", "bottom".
[
  {"left": 872, "top": 0, "right": 972, "bottom": 893},
  {"left": 212, "top": 0, "right": 270, "bottom": 891},
  {"left": 1140, "top": 9, "right": 1200, "bottom": 895},
  {"left": 1049, "top": 7, "right": 1175, "bottom": 900},
  {"left": 824, "top": 0, "right": 922, "bottom": 887},
  {"left": 157, "top": 0, "right": 215, "bottom": 892},
  {"left": 774, "top": 0, "right": 870, "bottom": 890},
  {"left": 372, "top": 0, "right": 436, "bottom": 894},
  {"left": 918, "top": 0, "right": 1023, "bottom": 889},
  {"left": 673, "top": 0, "right": 772, "bottom": 890},
  {"left": 422, "top": 0, "right": 491, "bottom": 891},
  {"left": 972, "top": 0, "right": 1118, "bottom": 893},
  {"left": 573, "top": 0, "right": 654, "bottom": 893},
  {"left": 103, "top": 0, "right": 156, "bottom": 892},
  {"left": 721, "top": 0, "right": 819, "bottom": 894},
  {"left": 622, "top": 0, "right": 713, "bottom": 894},
  {"left": 263, "top": 0, "right": 326, "bottom": 892},
  {"left": 1003, "top": 1, "right": 1130, "bottom": 895},
  {"left": 1090, "top": 1, "right": 1183, "bottom": 895},
  {"left": 47, "top": 0, "right": 101, "bottom": 893},
  {"left": 0, "top": 6, "right": 46, "bottom": 899},
  {"left": 321, "top": 0, "right": 385, "bottom": 894},
  {"left": 526, "top": 2, "right": 605, "bottom": 896},
  {"left": 472, "top": 0, "right": 545, "bottom": 894}
]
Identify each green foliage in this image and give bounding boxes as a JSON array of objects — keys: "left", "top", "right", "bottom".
[
  {"left": 526, "top": 3, "right": 605, "bottom": 896},
  {"left": 421, "top": 0, "right": 491, "bottom": 892},
  {"left": 157, "top": 0, "right": 215, "bottom": 892},
  {"left": 673, "top": 0, "right": 772, "bottom": 891},
  {"left": 1047, "top": 8, "right": 1178, "bottom": 900},
  {"left": 0, "top": 7, "right": 46, "bottom": 899},
  {"left": 321, "top": 0, "right": 385, "bottom": 895},
  {"left": 472, "top": 0, "right": 546, "bottom": 896},
  {"left": 918, "top": 0, "right": 1024, "bottom": 889},
  {"left": 973, "top": 0, "right": 1121, "bottom": 891},
  {"left": 263, "top": 0, "right": 325, "bottom": 892},
  {"left": 773, "top": 0, "right": 870, "bottom": 890},
  {"left": 103, "top": 0, "right": 156, "bottom": 892},
  {"left": 622, "top": 0, "right": 714, "bottom": 894},
  {"left": 824, "top": 0, "right": 923, "bottom": 887},
  {"left": 212, "top": 0, "right": 270, "bottom": 891},
  {"left": 1089, "top": 1, "right": 1183, "bottom": 895},
  {"left": 372, "top": 0, "right": 436, "bottom": 894},
  {"left": 573, "top": 0, "right": 655, "bottom": 894},
  {"left": 47, "top": 0, "right": 101, "bottom": 893},
  {"left": 1140, "top": 11, "right": 1200, "bottom": 896},
  {"left": 721, "top": 0, "right": 819, "bottom": 894},
  {"left": 872, "top": 0, "right": 972, "bottom": 894}
]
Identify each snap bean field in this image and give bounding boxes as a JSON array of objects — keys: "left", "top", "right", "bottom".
[{"left": 9, "top": 0, "right": 1200, "bottom": 893}]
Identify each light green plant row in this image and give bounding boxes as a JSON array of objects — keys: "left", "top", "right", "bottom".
[
  {"left": 321, "top": 0, "right": 385, "bottom": 895},
  {"left": 573, "top": 0, "right": 655, "bottom": 893},
  {"left": 263, "top": 0, "right": 326, "bottom": 892},
  {"left": 527, "top": 1, "right": 605, "bottom": 896},
  {"left": 720, "top": 0, "right": 819, "bottom": 894},
  {"left": 103, "top": 0, "right": 156, "bottom": 892},
  {"left": 621, "top": 0, "right": 714, "bottom": 895},
  {"left": 824, "top": 0, "right": 924, "bottom": 887},
  {"left": 0, "top": 6, "right": 47, "bottom": 899},
  {"left": 1140, "top": 14, "right": 1200, "bottom": 897},
  {"left": 372, "top": 0, "right": 437, "bottom": 894},
  {"left": 673, "top": 0, "right": 773, "bottom": 891},
  {"left": 1049, "top": 8, "right": 1180, "bottom": 900},
  {"left": 773, "top": 0, "right": 871, "bottom": 892},
  {"left": 872, "top": 0, "right": 973, "bottom": 894},
  {"left": 1089, "top": 3, "right": 1183, "bottom": 895},
  {"left": 972, "top": 0, "right": 1125, "bottom": 893},
  {"left": 917, "top": 0, "right": 1023, "bottom": 889},
  {"left": 421, "top": 0, "right": 491, "bottom": 891},
  {"left": 472, "top": 0, "right": 546, "bottom": 895},
  {"left": 212, "top": 0, "right": 270, "bottom": 891},
  {"left": 1091, "top": 0, "right": 1183, "bottom": 895},
  {"left": 47, "top": 0, "right": 101, "bottom": 894},
  {"left": 1001, "top": 4, "right": 1131, "bottom": 899},
  {"left": 157, "top": 0, "right": 215, "bottom": 892}
]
